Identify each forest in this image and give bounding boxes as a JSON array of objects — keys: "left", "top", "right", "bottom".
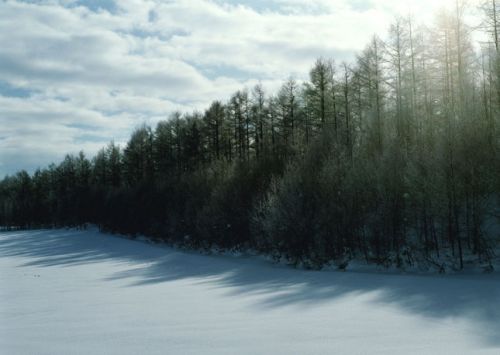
[{"left": 1, "top": 3, "right": 499, "bottom": 271}]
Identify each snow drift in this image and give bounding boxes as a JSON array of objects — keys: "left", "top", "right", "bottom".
[{"left": 1, "top": 228, "right": 500, "bottom": 354}]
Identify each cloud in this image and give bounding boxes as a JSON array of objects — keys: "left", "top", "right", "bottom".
[{"left": 0, "top": 0, "right": 483, "bottom": 176}]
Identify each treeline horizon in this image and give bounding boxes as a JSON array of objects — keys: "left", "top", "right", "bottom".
[{"left": 1, "top": 3, "right": 499, "bottom": 270}]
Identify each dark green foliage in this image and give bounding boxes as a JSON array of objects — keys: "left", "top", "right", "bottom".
[{"left": 1, "top": 10, "right": 499, "bottom": 269}]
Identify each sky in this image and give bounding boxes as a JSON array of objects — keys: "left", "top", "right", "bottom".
[{"left": 0, "top": 0, "right": 484, "bottom": 177}]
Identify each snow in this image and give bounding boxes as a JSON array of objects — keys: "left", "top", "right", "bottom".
[{"left": 1, "top": 228, "right": 500, "bottom": 355}]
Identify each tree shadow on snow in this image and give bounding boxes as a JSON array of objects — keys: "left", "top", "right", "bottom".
[{"left": 1, "top": 228, "right": 500, "bottom": 347}]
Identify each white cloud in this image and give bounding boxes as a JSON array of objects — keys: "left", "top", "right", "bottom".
[{"left": 0, "top": 0, "right": 484, "bottom": 176}]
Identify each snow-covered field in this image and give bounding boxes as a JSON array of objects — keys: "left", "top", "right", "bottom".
[{"left": 1, "top": 228, "right": 499, "bottom": 355}]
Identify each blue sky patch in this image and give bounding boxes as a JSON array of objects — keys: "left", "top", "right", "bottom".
[
  {"left": 72, "top": 0, "right": 118, "bottom": 14},
  {"left": 0, "top": 81, "right": 36, "bottom": 98}
]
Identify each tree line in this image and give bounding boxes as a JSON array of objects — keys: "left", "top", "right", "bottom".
[{"left": 1, "top": 2, "right": 499, "bottom": 270}]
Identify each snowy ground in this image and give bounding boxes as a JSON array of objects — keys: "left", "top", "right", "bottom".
[{"left": 1, "top": 228, "right": 500, "bottom": 355}]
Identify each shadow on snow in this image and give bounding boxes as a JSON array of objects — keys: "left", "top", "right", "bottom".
[{"left": 1, "top": 228, "right": 499, "bottom": 346}]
